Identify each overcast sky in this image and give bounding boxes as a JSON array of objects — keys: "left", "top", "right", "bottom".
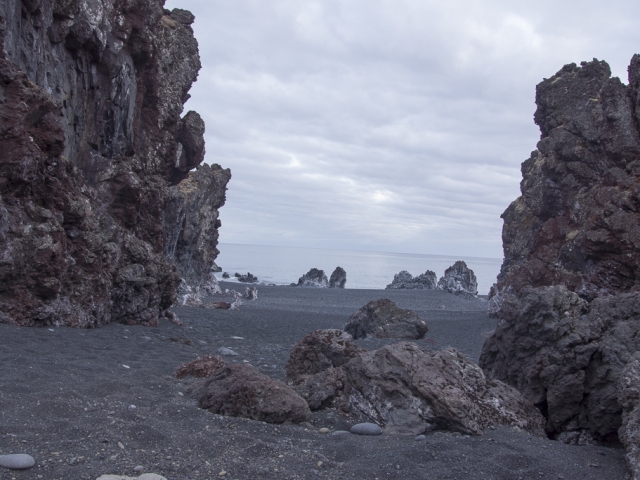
[{"left": 165, "top": 0, "right": 640, "bottom": 259}]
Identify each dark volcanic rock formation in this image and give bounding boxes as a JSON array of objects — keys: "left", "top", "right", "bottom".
[
  {"left": 386, "top": 270, "right": 437, "bottom": 290},
  {"left": 618, "top": 355, "right": 640, "bottom": 478},
  {"left": 329, "top": 266, "right": 346, "bottom": 288},
  {"left": 286, "top": 334, "right": 545, "bottom": 436},
  {"left": 189, "top": 363, "right": 311, "bottom": 424},
  {"left": 235, "top": 272, "right": 258, "bottom": 283},
  {"left": 480, "top": 58, "right": 640, "bottom": 451},
  {"left": 344, "top": 299, "right": 429, "bottom": 340},
  {"left": 437, "top": 261, "right": 478, "bottom": 298},
  {"left": 164, "top": 163, "right": 231, "bottom": 285},
  {"left": 0, "top": 1, "right": 220, "bottom": 327},
  {"left": 296, "top": 268, "right": 328, "bottom": 288}
]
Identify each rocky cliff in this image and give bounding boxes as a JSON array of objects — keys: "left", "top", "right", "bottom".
[
  {"left": 480, "top": 58, "right": 640, "bottom": 450},
  {"left": 0, "top": 0, "right": 223, "bottom": 326},
  {"left": 164, "top": 163, "right": 230, "bottom": 285}
]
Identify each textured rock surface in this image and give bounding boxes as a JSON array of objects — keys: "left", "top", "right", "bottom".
[
  {"left": 618, "top": 356, "right": 640, "bottom": 479},
  {"left": 296, "top": 268, "right": 329, "bottom": 288},
  {"left": 188, "top": 363, "right": 311, "bottom": 424},
  {"left": 0, "top": 1, "right": 221, "bottom": 326},
  {"left": 164, "top": 163, "right": 230, "bottom": 285},
  {"left": 235, "top": 272, "right": 258, "bottom": 283},
  {"left": 344, "top": 299, "right": 428, "bottom": 340},
  {"left": 329, "top": 267, "right": 346, "bottom": 288},
  {"left": 481, "top": 58, "right": 640, "bottom": 453},
  {"left": 481, "top": 286, "right": 640, "bottom": 443},
  {"left": 437, "top": 261, "right": 478, "bottom": 298},
  {"left": 286, "top": 337, "right": 545, "bottom": 436},
  {"left": 386, "top": 270, "right": 437, "bottom": 290},
  {"left": 174, "top": 354, "right": 225, "bottom": 379}
]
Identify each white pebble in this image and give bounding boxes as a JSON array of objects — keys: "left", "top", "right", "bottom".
[{"left": 0, "top": 454, "right": 35, "bottom": 470}]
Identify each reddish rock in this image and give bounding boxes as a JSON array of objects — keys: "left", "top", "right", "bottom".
[
  {"left": 344, "top": 299, "right": 428, "bottom": 340},
  {"left": 189, "top": 364, "right": 311, "bottom": 424},
  {"left": 0, "top": 1, "right": 227, "bottom": 326},
  {"left": 174, "top": 355, "right": 225, "bottom": 379}
]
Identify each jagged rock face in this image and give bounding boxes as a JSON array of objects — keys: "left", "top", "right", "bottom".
[
  {"left": 481, "top": 286, "right": 640, "bottom": 443},
  {"left": 296, "top": 268, "right": 328, "bottom": 288},
  {"left": 286, "top": 336, "right": 546, "bottom": 436},
  {"left": 437, "top": 261, "right": 477, "bottom": 297},
  {"left": 494, "top": 58, "right": 640, "bottom": 300},
  {"left": 481, "top": 58, "right": 640, "bottom": 452},
  {"left": 386, "top": 270, "right": 437, "bottom": 290},
  {"left": 164, "top": 163, "right": 231, "bottom": 285},
  {"left": 0, "top": 1, "right": 210, "bottom": 326},
  {"left": 618, "top": 356, "right": 640, "bottom": 479},
  {"left": 329, "top": 266, "right": 346, "bottom": 288},
  {"left": 344, "top": 299, "right": 429, "bottom": 340}
]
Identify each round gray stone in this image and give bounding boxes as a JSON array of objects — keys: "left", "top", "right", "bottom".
[
  {"left": 0, "top": 454, "right": 35, "bottom": 470},
  {"left": 217, "top": 347, "right": 239, "bottom": 356},
  {"left": 415, "top": 434, "right": 426, "bottom": 441},
  {"left": 350, "top": 423, "right": 383, "bottom": 435}
]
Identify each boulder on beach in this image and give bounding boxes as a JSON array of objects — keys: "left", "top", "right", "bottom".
[
  {"left": 188, "top": 363, "right": 311, "bottom": 424},
  {"left": 437, "top": 261, "right": 478, "bottom": 298},
  {"left": 234, "top": 272, "right": 258, "bottom": 283},
  {"left": 174, "top": 355, "right": 225, "bottom": 379},
  {"left": 386, "top": 270, "right": 437, "bottom": 290},
  {"left": 285, "top": 333, "right": 545, "bottom": 436},
  {"left": 344, "top": 299, "right": 428, "bottom": 340},
  {"left": 296, "top": 268, "right": 329, "bottom": 288},
  {"left": 329, "top": 267, "right": 347, "bottom": 288}
]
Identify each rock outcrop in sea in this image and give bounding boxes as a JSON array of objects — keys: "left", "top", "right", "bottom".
[
  {"left": 480, "top": 58, "right": 640, "bottom": 456},
  {"left": 296, "top": 268, "right": 329, "bottom": 288},
  {"left": 0, "top": 1, "right": 226, "bottom": 327},
  {"left": 385, "top": 270, "right": 437, "bottom": 289},
  {"left": 344, "top": 299, "right": 428, "bottom": 340},
  {"left": 329, "top": 267, "right": 347, "bottom": 288},
  {"left": 437, "top": 261, "right": 478, "bottom": 298},
  {"left": 286, "top": 330, "right": 545, "bottom": 436}
]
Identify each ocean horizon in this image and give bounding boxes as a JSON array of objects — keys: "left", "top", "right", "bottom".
[{"left": 214, "top": 243, "right": 502, "bottom": 295}]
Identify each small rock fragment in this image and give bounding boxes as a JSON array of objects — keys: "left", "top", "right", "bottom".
[
  {"left": 318, "top": 428, "right": 330, "bottom": 434},
  {"left": 216, "top": 347, "right": 239, "bottom": 356}
]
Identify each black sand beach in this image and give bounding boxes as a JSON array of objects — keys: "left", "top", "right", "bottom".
[{"left": 0, "top": 284, "right": 627, "bottom": 479}]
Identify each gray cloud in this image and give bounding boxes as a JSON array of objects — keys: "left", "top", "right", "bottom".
[{"left": 166, "top": 0, "right": 640, "bottom": 258}]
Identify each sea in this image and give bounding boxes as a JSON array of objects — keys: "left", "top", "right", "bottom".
[{"left": 214, "top": 243, "right": 502, "bottom": 296}]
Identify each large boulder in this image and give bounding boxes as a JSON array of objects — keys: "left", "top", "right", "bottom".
[
  {"left": 296, "top": 268, "right": 328, "bottom": 288},
  {"left": 344, "top": 299, "right": 428, "bottom": 340},
  {"left": 618, "top": 356, "right": 640, "bottom": 479},
  {"left": 0, "top": 1, "right": 227, "bottom": 327},
  {"left": 285, "top": 334, "right": 545, "bottom": 436},
  {"left": 386, "top": 270, "right": 437, "bottom": 290},
  {"left": 437, "top": 261, "right": 478, "bottom": 298},
  {"left": 481, "top": 57, "right": 640, "bottom": 458},
  {"left": 188, "top": 364, "right": 311, "bottom": 424},
  {"left": 329, "top": 267, "right": 347, "bottom": 288}
]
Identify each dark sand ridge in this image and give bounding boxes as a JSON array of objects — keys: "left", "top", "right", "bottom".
[{"left": 0, "top": 284, "right": 627, "bottom": 479}]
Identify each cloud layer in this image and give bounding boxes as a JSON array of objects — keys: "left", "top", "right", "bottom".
[{"left": 166, "top": 0, "right": 640, "bottom": 258}]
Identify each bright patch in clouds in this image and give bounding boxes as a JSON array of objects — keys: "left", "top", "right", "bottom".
[{"left": 166, "top": 0, "right": 640, "bottom": 258}]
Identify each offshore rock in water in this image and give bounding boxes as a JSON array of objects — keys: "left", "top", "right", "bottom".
[
  {"left": 296, "top": 268, "right": 329, "bottom": 288},
  {"left": 344, "top": 299, "right": 428, "bottom": 340},
  {"left": 481, "top": 58, "right": 640, "bottom": 457},
  {"left": 235, "top": 272, "right": 258, "bottom": 283},
  {"left": 385, "top": 270, "right": 437, "bottom": 290},
  {"left": 0, "top": 1, "right": 222, "bottom": 327},
  {"left": 329, "top": 267, "right": 347, "bottom": 288},
  {"left": 437, "top": 261, "right": 478, "bottom": 298}
]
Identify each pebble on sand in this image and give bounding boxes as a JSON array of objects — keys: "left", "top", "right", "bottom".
[
  {"left": 217, "top": 347, "right": 239, "bottom": 356},
  {"left": 0, "top": 454, "right": 35, "bottom": 470},
  {"left": 350, "top": 423, "right": 383, "bottom": 435},
  {"left": 318, "top": 428, "right": 330, "bottom": 434}
]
